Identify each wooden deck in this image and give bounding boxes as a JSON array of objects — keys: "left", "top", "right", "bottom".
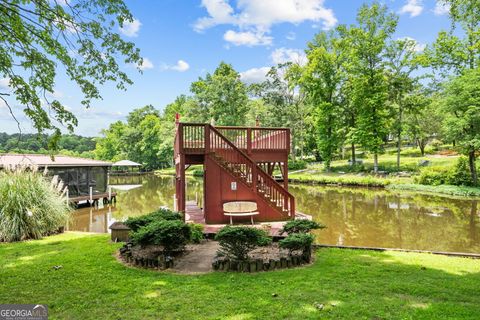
[
  {"left": 69, "top": 191, "right": 117, "bottom": 205},
  {"left": 184, "top": 200, "right": 311, "bottom": 238}
]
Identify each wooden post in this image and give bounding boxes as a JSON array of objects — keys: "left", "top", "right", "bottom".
[
  {"left": 173, "top": 194, "right": 177, "bottom": 211},
  {"left": 89, "top": 186, "right": 93, "bottom": 206},
  {"left": 66, "top": 189, "right": 69, "bottom": 204},
  {"left": 205, "top": 124, "right": 210, "bottom": 154},
  {"left": 108, "top": 186, "right": 112, "bottom": 203},
  {"left": 247, "top": 128, "right": 252, "bottom": 155}
]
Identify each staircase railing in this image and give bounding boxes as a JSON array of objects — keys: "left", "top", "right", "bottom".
[{"left": 209, "top": 125, "right": 294, "bottom": 217}]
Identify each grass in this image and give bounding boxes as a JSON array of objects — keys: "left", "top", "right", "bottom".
[
  {"left": 1, "top": 232, "right": 480, "bottom": 319},
  {"left": 387, "top": 184, "right": 480, "bottom": 198}
]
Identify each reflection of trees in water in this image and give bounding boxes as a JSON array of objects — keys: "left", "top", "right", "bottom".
[{"left": 289, "top": 184, "right": 480, "bottom": 253}]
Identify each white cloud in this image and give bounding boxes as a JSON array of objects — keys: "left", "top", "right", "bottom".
[
  {"left": 433, "top": 1, "right": 450, "bottom": 15},
  {"left": 271, "top": 48, "right": 307, "bottom": 65},
  {"left": 286, "top": 32, "right": 296, "bottom": 41},
  {"left": 47, "top": 89, "right": 64, "bottom": 99},
  {"left": 163, "top": 60, "right": 190, "bottom": 72},
  {"left": 239, "top": 67, "right": 270, "bottom": 84},
  {"left": 398, "top": 37, "right": 426, "bottom": 52},
  {"left": 399, "top": 0, "right": 423, "bottom": 17},
  {"left": 224, "top": 30, "right": 272, "bottom": 46},
  {"left": 0, "top": 78, "right": 10, "bottom": 89},
  {"left": 119, "top": 18, "right": 141, "bottom": 37},
  {"left": 138, "top": 58, "right": 154, "bottom": 71},
  {"left": 194, "top": 0, "right": 337, "bottom": 46}
]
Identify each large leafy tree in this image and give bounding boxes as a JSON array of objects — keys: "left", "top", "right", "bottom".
[
  {"left": 301, "top": 29, "right": 348, "bottom": 169},
  {"left": 441, "top": 68, "right": 480, "bottom": 185},
  {"left": 190, "top": 62, "right": 248, "bottom": 126},
  {"left": 0, "top": 0, "right": 141, "bottom": 148},
  {"left": 347, "top": 2, "right": 397, "bottom": 172}
]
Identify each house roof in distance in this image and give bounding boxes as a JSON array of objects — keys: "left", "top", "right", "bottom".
[
  {"left": 112, "top": 160, "right": 142, "bottom": 167},
  {"left": 0, "top": 154, "right": 112, "bottom": 168}
]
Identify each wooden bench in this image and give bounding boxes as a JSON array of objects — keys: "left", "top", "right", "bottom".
[{"left": 223, "top": 201, "right": 259, "bottom": 225}]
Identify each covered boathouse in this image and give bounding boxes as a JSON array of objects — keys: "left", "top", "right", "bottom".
[{"left": 0, "top": 154, "right": 115, "bottom": 205}]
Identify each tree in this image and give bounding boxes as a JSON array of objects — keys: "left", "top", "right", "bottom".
[
  {"left": 250, "top": 63, "right": 310, "bottom": 159},
  {"left": 405, "top": 93, "right": 442, "bottom": 156},
  {"left": 190, "top": 62, "right": 248, "bottom": 126},
  {"left": 0, "top": 0, "right": 141, "bottom": 148},
  {"left": 302, "top": 29, "right": 347, "bottom": 169},
  {"left": 347, "top": 2, "right": 398, "bottom": 172},
  {"left": 95, "top": 121, "right": 128, "bottom": 161},
  {"left": 385, "top": 38, "right": 421, "bottom": 169},
  {"left": 441, "top": 68, "right": 480, "bottom": 185}
]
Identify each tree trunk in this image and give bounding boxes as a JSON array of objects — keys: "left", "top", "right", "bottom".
[
  {"left": 469, "top": 149, "right": 478, "bottom": 186},
  {"left": 396, "top": 135, "right": 401, "bottom": 170},
  {"left": 373, "top": 153, "right": 378, "bottom": 173},
  {"left": 351, "top": 143, "right": 356, "bottom": 164}
]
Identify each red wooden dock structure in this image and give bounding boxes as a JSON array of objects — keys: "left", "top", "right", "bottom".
[{"left": 174, "top": 121, "right": 295, "bottom": 224}]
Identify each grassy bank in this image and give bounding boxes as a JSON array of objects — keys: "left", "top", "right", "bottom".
[
  {"left": 387, "top": 184, "right": 480, "bottom": 198},
  {"left": 1, "top": 233, "right": 479, "bottom": 319}
]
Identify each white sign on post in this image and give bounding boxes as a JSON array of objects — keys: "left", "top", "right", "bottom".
[{"left": 231, "top": 181, "right": 237, "bottom": 191}]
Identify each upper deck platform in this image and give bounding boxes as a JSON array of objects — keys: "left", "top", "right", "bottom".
[{"left": 175, "top": 123, "right": 290, "bottom": 163}]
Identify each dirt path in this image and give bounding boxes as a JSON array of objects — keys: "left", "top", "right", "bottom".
[{"left": 171, "top": 240, "right": 219, "bottom": 274}]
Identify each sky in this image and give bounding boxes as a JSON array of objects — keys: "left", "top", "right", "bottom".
[{"left": 0, "top": 0, "right": 452, "bottom": 137}]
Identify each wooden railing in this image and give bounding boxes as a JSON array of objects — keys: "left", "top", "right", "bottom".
[{"left": 175, "top": 123, "right": 290, "bottom": 154}]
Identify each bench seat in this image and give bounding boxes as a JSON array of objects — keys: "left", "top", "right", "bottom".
[{"left": 223, "top": 201, "right": 259, "bottom": 224}]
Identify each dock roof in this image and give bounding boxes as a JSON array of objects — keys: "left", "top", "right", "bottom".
[{"left": 0, "top": 154, "right": 112, "bottom": 168}]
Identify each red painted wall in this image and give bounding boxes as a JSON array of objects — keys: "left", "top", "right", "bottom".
[{"left": 203, "top": 156, "right": 290, "bottom": 224}]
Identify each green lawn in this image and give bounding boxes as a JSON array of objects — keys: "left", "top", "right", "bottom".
[{"left": 1, "top": 233, "right": 479, "bottom": 319}]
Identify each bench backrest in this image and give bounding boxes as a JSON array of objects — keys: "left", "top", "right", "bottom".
[{"left": 223, "top": 201, "right": 257, "bottom": 213}]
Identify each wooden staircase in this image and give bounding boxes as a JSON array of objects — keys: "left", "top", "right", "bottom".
[{"left": 208, "top": 125, "right": 295, "bottom": 218}]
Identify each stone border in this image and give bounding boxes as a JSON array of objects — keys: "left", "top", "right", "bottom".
[
  {"left": 119, "top": 243, "right": 175, "bottom": 270},
  {"left": 212, "top": 252, "right": 311, "bottom": 272}
]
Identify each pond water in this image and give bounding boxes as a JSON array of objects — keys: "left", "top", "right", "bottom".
[{"left": 68, "top": 175, "right": 480, "bottom": 253}]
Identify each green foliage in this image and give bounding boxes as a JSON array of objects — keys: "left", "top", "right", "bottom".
[
  {"left": 0, "top": 0, "right": 141, "bottom": 146},
  {"left": 415, "top": 166, "right": 450, "bottom": 186},
  {"left": 191, "top": 169, "right": 204, "bottom": 177},
  {"left": 288, "top": 160, "right": 307, "bottom": 171},
  {"left": 416, "top": 157, "right": 475, "bottom": 186},
  {"left": 280, "top": 219, "right": 325, "bottom": 235},
  {"left": 215, "top": 226, "right": 271, "bottom": 260},
  {"left": 188, "top": 223, "right": 204, "bottom": 244},
  {"left": 279, "top": 233, "right": 315, "bottom": 253},
  {"left": 124, "top": 208, "right": 182, "bottom": 232},
  {"left": 190, "top": 62, "right": 248, "bottom": 126},
  {"left": 130, "top": 220, "right": 191, "bottom": 252},
  {"left": 399, "top": 146, "right": 435, "bottom": 157},
  {"left": 0, "top": 169, "right": 70, "bottom": 242}
]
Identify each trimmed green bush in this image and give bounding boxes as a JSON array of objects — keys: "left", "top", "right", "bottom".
[
  {"left": 447, "top": 157, "right": 473, "bottom": 186},
  {"left": 191, "top": 169, "right": 204, "bottom": 177},
  {"left": 215, "top": 226, "right": 271, "bottom": 260},
  {"left": 415, "top": 157, "right": 474, "bottom": 186},
  {"left": 124, "top": 208, "right": 182, "bottom": 232},
  {"left": 288, "top": 160, "right": 307, "bottom": 170},
  {"left": 130, "top": 220, "right": 191, "bottom": 252},
  {"left": 280, "top": 219, "right": 325, "bottom": 235},
  {"left": 279, "top": 233, "right": 315, "bottom": 253},
  {"left": 188, "top": 223, "right": 204, "bottom": 243},
  {"left": 0, "top": 169, "right": 70, "bottom": 242},
  {"left": 415, "top": 166, "right": 449, "bottom": 186}
]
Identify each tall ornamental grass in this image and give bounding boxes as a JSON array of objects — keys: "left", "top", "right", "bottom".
[{"left": 0, "top": 167, "right": 71, "bottom": 242}]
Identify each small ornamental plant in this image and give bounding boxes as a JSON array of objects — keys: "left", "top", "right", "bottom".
[
  {"left": 125, "top": 208, "right": 182, "bottom": 232},
  {"left": 130, "top": 220, "right": 191, "bottom": 253},
  {"left": 188, "top": 223, "right": 204, "bottom": 243},
  {"left": 280, "top": 219, "right": 325, "bottom": 235},
  {"left": 215, "top": 226, "right": 271, "bottom": 261}
]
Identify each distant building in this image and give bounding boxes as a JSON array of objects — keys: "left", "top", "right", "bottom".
[{"left": 0, "top": 154, "right": 112, "bottom": 197}]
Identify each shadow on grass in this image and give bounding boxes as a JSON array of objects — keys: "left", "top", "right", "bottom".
[{"left": 0, "top": 233, "right": 479, "bottom": 319}]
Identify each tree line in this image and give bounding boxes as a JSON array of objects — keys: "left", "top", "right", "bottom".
[{"left": 96, "top": 1, "right": 479, "bottom": 184}]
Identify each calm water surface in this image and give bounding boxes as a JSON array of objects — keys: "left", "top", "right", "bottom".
[{"left": 69, "top": 175, "right": 480, "bottom": 253}]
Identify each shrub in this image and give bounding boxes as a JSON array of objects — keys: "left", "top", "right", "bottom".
[
  {"left": 188, "top": 223, "right": 204, "bottom": 243},
  {"left": 191, "top": 169, "right": 204, "bottom": 177},
  {"left": 447, "top": 157, "right": 473, "bottom": 186},
  {"left": 130, "top": 220, "right": 191, "bottom": 252},
  {"left": 125, "top": 208, "right": 182, "bottom": 232},
  {"left": 0, "top": 168, "right": 70, "bottom": 242},
  {"left": 279, "top": 233, "right": 315, "bottom": 253},
  {"left": 415, "top": 157, "right": 474, "bottom": 186},
  {"left": 415, "top": 166, "right": 449, "bottom": 186},
  {"left": 288, "top": 160, "right": 307, "bottom": 171},
  {"left": 280, "top": 220, "right": 325, "bottom": 235},
  {"left": 215, "top": 226, "right": 271, "bottom": 260}
]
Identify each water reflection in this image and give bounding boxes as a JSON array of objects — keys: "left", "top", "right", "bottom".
[{"left": 69, "top": 175, "right": 480, "bottom": 253}]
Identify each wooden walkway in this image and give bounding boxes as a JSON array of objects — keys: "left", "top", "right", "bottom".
[
  {"left": 69, "top": 191, "right": 117, "bottom": 205},
  {"left": 185, "top": 200, "right": 311, "bottom": 238}
]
